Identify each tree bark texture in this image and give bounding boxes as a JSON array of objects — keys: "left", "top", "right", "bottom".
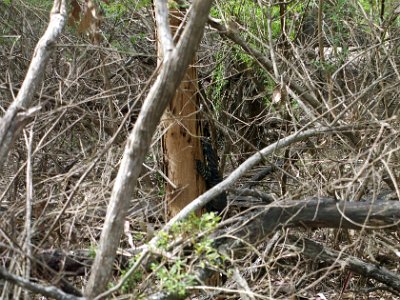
[
  {"left": 160, "top": 9, "right": 206, "bottom": 217},
  {"left": 162, "top": 69, "right": 206, "bottom": 217}
]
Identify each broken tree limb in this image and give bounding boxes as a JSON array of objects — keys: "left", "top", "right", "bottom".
[
  {"left": 289, "top": 236, "right": 400, "bottom": 293},
  {"left": 219, "top": 197, "right": 400, "bottom": 248}
]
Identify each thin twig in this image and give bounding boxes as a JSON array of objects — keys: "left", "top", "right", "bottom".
[{"left": 23, "top": 126, "right": 34, "bottom": 300}]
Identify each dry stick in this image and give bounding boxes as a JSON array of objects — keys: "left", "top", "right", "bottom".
[
  {"left": 0, "top": 267, "right": 84, "bottom": 300},
  {"left": 0, "top": 0, "right": 67, "bottom": 170},
  {"left": 232, "top": 268, "right": 256, "bottom": 300},
  {"left": 266, "top": 2, "right": 279, "bottom": 78},
  {"left": 23, "top": 127, "right": 34, "bottom": 300},
  {"left": 318, "top": 0, "right": 324, "bottom": 64},
  {"left": 84, "top": 0, "right": 214, "bottom": 297}
]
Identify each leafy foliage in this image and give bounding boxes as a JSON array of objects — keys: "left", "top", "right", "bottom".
[
  {"left": 151, "top": 261, "right": 196, "bottom": 296},
  {"left": 149, "top": 213, "right": 224, "bottom": 295},
  {"left": 120, "top": 256, "right": 144, "bottom": 293}
]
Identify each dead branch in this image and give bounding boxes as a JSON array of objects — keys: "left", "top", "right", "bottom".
[
  {"left": 0, "top": 267, "right": 84, "bottom": 300},
  {"left": 220, "top": 198, "right": 400, "bottom": 248},
  {"left": 154, "top": 0, "right": 174, "bottom": 57},
  {"left": 289, "top": 236, "right": 400, "bottom": 293},
  {"left": 0, "top": 0, "right": 67, "bottom": 170}
]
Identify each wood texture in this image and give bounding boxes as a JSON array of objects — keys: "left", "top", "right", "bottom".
[{"left": 160, "top": 9, "right": 206, "bottom": 217}]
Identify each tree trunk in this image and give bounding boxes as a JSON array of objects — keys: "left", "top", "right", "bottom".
[
  {"left": 84, "top": 0, "right": 213, "bottom": 295},
  {"left": 158, "top": 7, "right": 206, "bottom": 217}
]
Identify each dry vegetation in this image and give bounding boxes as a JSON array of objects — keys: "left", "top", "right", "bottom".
[{"left": 1, "top": 0, "right": 400, "bottom": 299}]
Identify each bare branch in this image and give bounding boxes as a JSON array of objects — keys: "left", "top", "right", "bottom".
[
  {"left": 0, "top": 0, "right": 68, "bottom": 170},
  {"left": 0, "top": 267, "right": 84, "bottom": 300},
  {"left": 154, "top": 0, "right": 174, "bottom": 58},
  {"left": 23, "top": 128, "right": 34, "bottom": 300},
  {"left": 224, "top": 198, "right": 400, "bottom": 247}
]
